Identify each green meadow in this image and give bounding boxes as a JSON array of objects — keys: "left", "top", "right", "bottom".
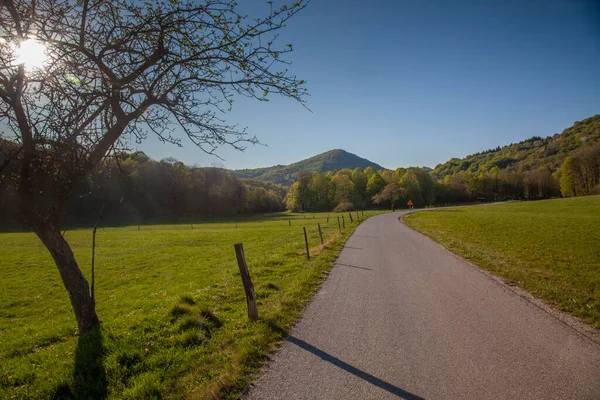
[
  {"left": 0, "top": 211, "right": 384, "bottom": 399},
  {"left": 404, "top": 196, "right": 600, "bottom": 328}
]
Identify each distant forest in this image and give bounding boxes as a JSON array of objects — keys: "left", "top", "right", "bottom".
[
  {"left": 286, "top": 115, "right": 600, "bottom": 211},
  {"left": 0, "top": 149, "right": 286, "bottom": 227},
  {"left": 284, "top": 144, "right": 598, "bottom": 213},
  {"left": 1, "top": 115, "right": 598, "bottom": 227}
]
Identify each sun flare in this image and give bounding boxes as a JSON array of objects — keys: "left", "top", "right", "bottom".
[{"left": 14, "top": 39, "right": 48, "bottom": 70}]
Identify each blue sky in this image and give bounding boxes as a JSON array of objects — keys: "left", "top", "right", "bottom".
[{"left": 138, "top": 0, "right": 600, "bottom": 170}]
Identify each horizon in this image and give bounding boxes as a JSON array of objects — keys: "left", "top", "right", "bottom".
[
  {"left": 136, "top": 114, "right": 596, "bottom": 171},
  {"left": 134, "top": 0, "right": 600, "bottom": 171}
]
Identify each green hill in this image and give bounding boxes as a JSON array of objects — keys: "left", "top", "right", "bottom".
[
  {"left": 232, "top": 149, "right": 383, "bottom": 185},
  {"left": 434, "top": 115, "right": 600, "bottom": 177}
]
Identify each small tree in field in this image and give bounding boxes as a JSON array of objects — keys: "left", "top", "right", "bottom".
[
  {"left": 0, "top": 0, "right": 307, "bottom": 333},
  {"left": 372, "top": 183, "right": 407, "bottom": 211}
]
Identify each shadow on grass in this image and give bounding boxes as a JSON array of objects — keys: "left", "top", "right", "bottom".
[
  {"left": 53, "top": 325, "right": 107, "bottom": 399},
  {"left": 73, "top": 325, "right": 107, "bottom": 398},
  {"left": 265, "top": 321, "right": 423, "bottom": 400}
]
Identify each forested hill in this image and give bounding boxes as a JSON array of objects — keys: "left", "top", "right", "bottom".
[
  {"left": 231, "top": 149, "right": 383, "bottom": 185},
  {"left": 434, "top": 115, "right": 600, "bottom": 178},
  {"left": 284, "top": 115, "right": 600, "bottom": 213}
]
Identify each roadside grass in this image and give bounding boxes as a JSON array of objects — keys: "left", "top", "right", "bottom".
[
  {"left": 404, "top": 196, "right": 600, "bottom": 328},
  {"left": 0, "top": 210, "right": 385, "bottom": 399}
]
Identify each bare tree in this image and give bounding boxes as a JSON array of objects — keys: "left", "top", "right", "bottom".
[{"left": 0, "top": 0, "right": 308, "bottom": 333}]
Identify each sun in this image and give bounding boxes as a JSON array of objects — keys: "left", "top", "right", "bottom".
[{"left": 14, "top": 38, "right": 48, "bottom": 70}]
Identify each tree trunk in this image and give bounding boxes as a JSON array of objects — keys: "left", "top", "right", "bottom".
[{"left": 34, "top": 223, "right": 99, "bottom": 334}]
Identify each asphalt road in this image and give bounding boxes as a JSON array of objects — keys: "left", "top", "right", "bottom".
[{"left": 245, "top": 211, "right": 600, "bottom": 400}]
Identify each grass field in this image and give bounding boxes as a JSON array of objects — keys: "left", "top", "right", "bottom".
[
  {"left": 0, "top": 210, "right": 385, "bottom": 399},
  {"left": 404, "top": 196, "right": 600, "bottom": 328}
]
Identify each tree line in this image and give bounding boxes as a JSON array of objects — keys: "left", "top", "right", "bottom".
[
  {"left": 0, "top": 149, "right": 285, "bottom": 228},
  {"left": 285, "top": 142, "right": 600, "bottom": 212},
  {"left": 3, "top": 142, "right": 597, "bottom": 229},
  {"left": 285, "top": 167, "right": 435, "bottom": 211}
]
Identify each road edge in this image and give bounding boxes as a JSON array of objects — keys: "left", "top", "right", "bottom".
[
  {"left": 398, "top": 211, "right": 600, "bottom": 346},
  {"left": 240, "top": 213, "right": 386, "bottom": 399}
]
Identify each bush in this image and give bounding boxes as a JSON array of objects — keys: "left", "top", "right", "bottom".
[{"left": 333, "top": 202, "right": 355, "bottom": 212}]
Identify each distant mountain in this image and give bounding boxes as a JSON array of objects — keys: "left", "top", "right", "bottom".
[
  {"left": 232, "top": 149, "right": 384, "bottom": 185},
  {"left": 434, "top": 114, "right": 600, "bottom": 178}
]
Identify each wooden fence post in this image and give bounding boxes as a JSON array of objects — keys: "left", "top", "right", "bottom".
[
  {"left": 327, "top": 217, "right": 329, "bottom": 223},
  {"left": 289, "top": 220, "right": 291, "bottom": 226},
  {"left": 362, "top": 210, "right": 364, "bottom": 218},
  {"left": 234, "top": 243, "right": 258, "bottom": 322},
  {"left": 342, "top": 215, "right": 345, "bottom": 228},
  {"left": 303, "top": 227, "right": 310, "bottom": 260},
  {"left": 356, "top": 211, "right": 359, "bottom": 220},
  {"left": 337, "top": 217, "right": 341, "bottom": 233},
  {"left": 137, "top": 224, "right": 140, "bottom": 231},
  {"left": 317, "top": 223, "right": 324, "bottom": 245},
  {"left": 349, "top": 212, "right": 353, "bottom": 223}
]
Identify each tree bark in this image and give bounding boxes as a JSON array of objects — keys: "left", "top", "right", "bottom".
[{"left": 34, "top": 223, "right": 99, "bottom": 334}]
